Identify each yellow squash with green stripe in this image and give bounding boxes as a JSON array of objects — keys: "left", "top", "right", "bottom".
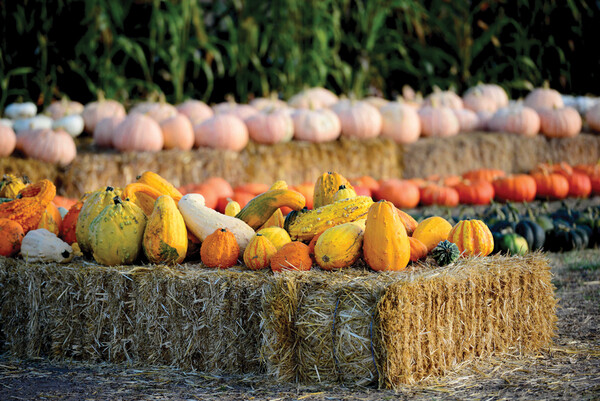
[{"left": 235, "top": 189, "right": 305, "bottom": 230}]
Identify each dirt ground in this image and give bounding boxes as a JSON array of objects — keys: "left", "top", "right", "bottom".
[{"left": 0, "top": 251, "right": 598, "bottom": 401}]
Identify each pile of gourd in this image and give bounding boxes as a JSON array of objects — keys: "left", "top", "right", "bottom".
[{"left": 0, "top": 171, "right": 499, "bottom": 271}]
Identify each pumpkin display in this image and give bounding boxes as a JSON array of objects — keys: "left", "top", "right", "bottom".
[
  {"left": 492, "top": 175, "right": 537, "bottom": 202},
  {"left": 363, "top": 200, "right": 410, "bottom": 271},
  {"left": 82, "top": 98, "right": 126, "bottom": 134},
  {"left": 235, "top": 189, "right": 306, "bottom": 230},
  {"left": 270, "top": 241, "right": 312, "bottom": 272},
  {"left": 113, "top": 113, "right": 164, "bottom": 152},
  {"left": 243, "top": 233, "right": 278, "bottom": 270},
  {"left": 22, "top": 128, "right": 77, "bottom": 166},
  {"left": 143, "top": 195, "right": 188, "bottom": 264},
  {"left": 524, "top": 87, "right": 564, "bottom": 111},
  {"left": 194, "top": 114, "right": 249, "bottom": 151},
  {"left": 200, "top": 228, "right": 240, "bottom": 268},
  {"left": 176, "top": 99, "right": 214, "bottom": 125},
  {"left": 331, "top": 100, "right": 382, "bottom": 139},
  {"left": 245, "top": 109, "right": 294, "bottom": 144},
  {"left": 412, "top": 216, "right": 453, "bottom": 252},
  {"left": 447, "top": 219, "right": 494, "bottom": 257},
  {"left": 418, "top": 105, "right": 460, "bottom": 137},
  {"left": 21, "top": 228, "right": 74, "bottom": 263},
  {"left": 0, "top": 179, "right": 56, "bottom": 234},
  {"left": 292, "top": 108, "right": 341, "bottom": 143},
  {"left": 314, "top": 222, "right": 365, "bottom": 270},
  {"left": 160, "top": 113, "right": 195, "bottom": 150},
  {"left": 75, "top": 186, "right": 121, "bottom": 253},
  {"left": 373, "top": 179, "right": 420, "bottom": 209},
  {"left": 453, "top": 179, "right": 495, "bottom": 205},
  {"left": 60, "top": 200, "right": 83, "bottom": 244},
  {"left": 0, "top": 125, "right": 16, "bottom": 157},
  {"left": 93, "top": 116, "right": 125, "bottom": 147},
  {"left": 313, "top": 172, "right": 354, "bottom": 209},
  {"left": 488, "top": 106, "right": 540, "bottom": 136},
  {"left": 538, "top": 107, "right": 582, "bottom": 138},
  {"left": 0, "top": 218, "right": 25, "bottom": 257},
  {"left": 408, "top": 236, "right": 428, "bottom": 262},
  {"left": 89, "top": 196, "right": 147, "bottom": 266},
  {"left": 431, "top": 240, "right": 460, "bottom": 266},
  {"left": 379, "top": 101, "right": 421, "bottom": 144}
]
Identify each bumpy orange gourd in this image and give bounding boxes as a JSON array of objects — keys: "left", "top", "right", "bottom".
[
  {"left": 314, "top": 222, "right": 364, "bottom": 270},
  {"left": 0, "top": 179, "right": 56, "bottom": 234},
  {"left": 143, "top": 195, "right": 188, "bottom": 264},
  {"left": 408, "top": 237, "right": 428, "bottom": 262},
  {"left": 243, "top": 233, "right": 278, "bottom": 270},
  {"left": 270, "top": 241, "right": 312, "bottom": 272},
  {"left": 0, "top": 218, "right": 25, "bottom": 256},
  {"left": 363, "top": 200, "right": 410, "bottom": 271},
  {"left": 200, "top": 228, "right": 240, "bottom": 268},
  {"left": 447, "top": 219, "right": 494, "bottom": 257},
  {"left": 313, "top": 172, "right": 354, "bottom": 209},
  {"left": 60, "top": 201, "right": 83, "bottom": 244},
  {"left": 412, "top": 216, "right": 453, "bottom": 252}
]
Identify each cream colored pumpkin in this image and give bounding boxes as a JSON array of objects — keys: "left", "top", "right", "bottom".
[
  {"left": 292, "top": 108, "right": 341, "bottom": 142},
  {"left": 488, "top": 106, "right": 540, "bottom": 136},
  {"left": 113, "top": 113, "right": 164, "bottom": 152},
  {"left": 93, "top": 116, "right": 125, "bottom": 148},
  {"left": 193, "top": 114, "right": 249, "bottom": 151},
  {"left": 331, "top": 100, "right": 382, "bottom": 139},
  {"left": 82, "top": 98, "right": 126, "bottom": 134},
  {"left": 288, "top": 87, "right": 339, "bottom": 109},
  {"left": 538, "top": 107, "right": 582, "bottom": 138},
  {"left": 379, "top": 101, "right": 421, "bottom": 144},
  {"left": 22, "top": 128, "right": 77, "bottom": 166},
  {"left": 176, "top": 99, "right": 214, "bottom": 125},
  {"left": 245, "top": 109, "right": 294, "bottom": 144},
  {"left": 160, "top": 113, "right": 195, "bottom": 150},
  {"left": 418, "top": 105, "right": 460, "bottom": 137}
]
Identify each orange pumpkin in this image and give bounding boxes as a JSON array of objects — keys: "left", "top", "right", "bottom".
[
  {"left": 200, "top": 228, "right": 240, "bottom": 269},
  {"left": 0, "top": 179, "right": 56, "bottom": 234},
  {"left": 395, "top": 208, "right": 418, "bottom": 236},
  {"left": 270, "top": 241, "right": 312, "bottom": 272},
  {"left": 492, "top": 175, "right": 537, "bottom": 203},
  {"left": 0, "top": 218, "right": 25, "bottom": 257},
  {"left": 531, "top": 172, "right": 569, "bottom": 200},
  {"left": 453, "top": 179, "right": 495, "bottom": 205},
  {"left": 373, "top": 179, "right": 420, "bottom": 209},
  {"left": 462, "top": 168, "right": 506, "bottom": 183},
  {"left": 419, "top": 184, "right": 459, "bottom": 207}
]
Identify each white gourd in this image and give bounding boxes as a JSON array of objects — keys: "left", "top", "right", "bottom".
[{"left": 21, "top": 229, "right": 73, "bottom": 263}]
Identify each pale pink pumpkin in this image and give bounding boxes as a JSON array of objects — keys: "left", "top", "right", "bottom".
[
  {"left": 15, "top": 129, "right": 41, "bottom": 152},
  {"left": 524, "top": 87, "right": 564, "bottom": 111},
  {"left": 331, "top": 100, "right": 382, "bottom": 139},
  {"left": 476, "top": 110, "right": 494, "bottom": 131},
  {"left": 160, "top": 113, "right": 195, "bottom": 150},
  {"left": 453, "top": 109, "right": 480, "bottom": 132},
  {"left": 131, "top": 102, "right": 178, "bottom": 123},
  {"left": 23, "top": 128, "right": 76, "bottom": 166},
  {"left": 82, "top": 99, "right": 126, "bottom": 134},
  {"left": 249, "top": 96, "right": 288, "bottom": 111},
  {"left": 113, "top": 114, "right": 164, "bottom": 152},
  {"left": 379, "top": 101, "right": 421, "bottom": 144},
  {"left": 288, "top": 87, "right": 339, "bottom": 109},
  {"left": 44, "top": 99, "right": 84, "bottom": 120},
  {"left": 539, "top": 107, "right": 582, "bottom": 138},
  {"left": 0, "top": 125, "right": 16, "bottom": 157},
  {"left": 93, "top": 116, "right": 125, "bottom": 148},
  {"left": 465, "top": 84, "right": 509, "bottom": 109},
  {"left": 488, "top": 106, "right": 540, "bottom": 136},
  {"left": 194, "top": 114, "right": 249, "bottom": 151},
  {"left": 423, "top": 90, "right": 463, "bottom": 109},
  {"left": 246, "top": 109, "right": 294, "bottom": 144},
  {"left": 462, "top": 89, "right": 498, "bottom": 113},
  {"left": 418, "top": 105, "right": 460, "bottom": 137},
  {"left": 213, "top": 102, "right": 259, "bottom": 121},
  {"left": 292, "top": 108, "right": 341, "bottom": 142},
  {"left": 363, "top": 96, "right": 390, "bottom": 109},
  {"left": 176, "top": 99, "right": 214, "bottom": 125},
  {"left": 585, "top": 102, "right": 600, "bottom": 132}
]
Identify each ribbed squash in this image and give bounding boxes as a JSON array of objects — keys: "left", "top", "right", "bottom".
[
  {"left": 0, "top": 179, "right": 56, "bottom": 234},
  {"left": 412, "top": 216, "right": 453, "bottom": 252},
  {"left": 286, "top": 196, "right": 373, "bottom": 241},
  {"left": 76, "top": 186, "right": 121, "bottom": 254},
  {"left": 178, "top": 193, "right": 255, "bottom": 251},
  {"left": 89, "top": 196, "right": 147, "bottom": 266},
  {"left": 363, "top": 200, "right": 410, "bottom": 271},
  {"left": 200, "top": 228, "right": 239, "bottom": 268},
  {"left": 431, "top": 240, "right": 460, "bottom": 266},
  {"left": 224, "top": 199, "right": 241, "bottom": 217},
  {"left": 256, "top": 226, "right": 292, "bottom": 250},
  {"left": 447, "top": 219, "right": 494, "bottom": 257},
  {"left": 143, "top": 195, "right": 188, "bottom": 264},
  {"left": 37, "top": 202, "right": 62, "bottom": 235},
  {"left": 235, "top": 189, "right": 306, "bottom": 230},
  {"left": 314, "top": 222, "right": 364, "bottom": 270},
  {"left": 259, "top": 208, "right": 285, "bottom": 229},
  {"left": 136, "top": 171, "right": 183, "bottom": 202},
  {"left": 313, "top": 171, "right": 354, "bottom": 209},
  {"left": 122, "top": 183, "right": 165, "bottom": 216},
  {"left": 243, "top": 233, "right": 277, "bottom": 270},
  {"left": 408, "top": 237, "right": 428, "bottom": 262},
  {"left": 60, "top": 201, "right": 83, "bottom": 244},
  {"left": 0, "top": 174, "right": 28, "bottom": 198},
  {"left": 332, "top": 185, "right": 357, "bottom": 202}
]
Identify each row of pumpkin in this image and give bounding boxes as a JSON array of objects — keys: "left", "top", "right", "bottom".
[
  {"left": 0, "top": 171, "right": 495, "bottom": 271},
  {"left": 1, "top": 84, "right": 600, "bottom": 166},
  {"left": 1, "top": 171, "right": 598, "bottom": 272}
]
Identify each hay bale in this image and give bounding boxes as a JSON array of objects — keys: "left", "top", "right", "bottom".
[
  {"left": 0, "top": 156, "right": 60, "bottom": 184},
  {"left": 378, "top": 253, "right": 557, "bottom": 388}
]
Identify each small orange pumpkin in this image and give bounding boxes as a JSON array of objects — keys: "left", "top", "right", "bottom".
[
  {"left": 0, "top": 218, "right": 25, "bottom": 257},
  {"left": 270, "top": 241, "right": 312, "bottom": 272},
  {"left": 200, "top": 228, "right": 240, "bottom": 269}
]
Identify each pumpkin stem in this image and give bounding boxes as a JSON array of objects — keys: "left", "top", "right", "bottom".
[
  {"left": 220, "top": 228, "right": 227, "bottom": 232},
  {"left": 338, "top": 185, "right": 347, "bottom": 190},
  {"left": 113, "top": 196, "right": 122, "bottom": 205},
  {"left": 106, "top": 186, "right": 114, "bottom": 192}
]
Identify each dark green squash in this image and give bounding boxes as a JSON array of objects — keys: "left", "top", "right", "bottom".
[
  {"left": 431, "top": 240, "right": 460, "bottom": 267},
  {"left": 283, "top": 206, "right": 310, "bottom": 232},
  {"left": 515, "top": 219, "right": 546, "bottom": 251},
  {"left": 495, "top": 233, "right": 529, "bottom": 256},
  {"left": 545, "top": 225, "right": 588, "bottom": 252}
]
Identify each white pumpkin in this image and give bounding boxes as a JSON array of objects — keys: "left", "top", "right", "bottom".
[
  {"left": 21, "top": 229, "right": 73, "bottom": 263},
  {"left": 0, "top": 118, "right": 14, "bottom": 128},
  {"left": 12, "top": 115, "right": 53, "bottom": 132},
  {"left": 52, "top": 114, "right": 85, "bottom": 138},
  {"left": 4, "top": 102, "right": 38, "bottom": 119}
]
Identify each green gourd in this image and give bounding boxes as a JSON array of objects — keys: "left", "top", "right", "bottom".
[
  {"left": 431, "top": 240, "right": 460, "bottom": 266},
  {"left": 75, "top": 186, "right": 121, "bottom": 254}
]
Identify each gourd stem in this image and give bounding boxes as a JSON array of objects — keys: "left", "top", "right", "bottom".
[{"left": 113, "top": 196, "right": 122, "bottom": 205}]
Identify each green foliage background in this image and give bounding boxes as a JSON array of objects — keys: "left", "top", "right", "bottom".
[{"left": 0, "top": 0, "right": 598, "bottom": 110}]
